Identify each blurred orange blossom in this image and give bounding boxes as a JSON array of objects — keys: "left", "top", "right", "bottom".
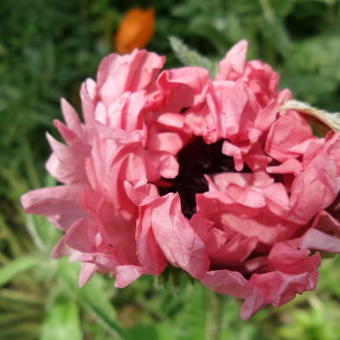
[{"left": 115, "top": 7, "right": 155, "bottom": 54}]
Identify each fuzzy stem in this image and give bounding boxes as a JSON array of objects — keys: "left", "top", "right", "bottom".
[{"left": 205, "top": 290, "right": 226, "bottom": 340}]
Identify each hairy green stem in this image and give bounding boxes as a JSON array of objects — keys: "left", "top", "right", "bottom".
[{"left": 205, "top": 290, "right": 226, "bottom": 340}]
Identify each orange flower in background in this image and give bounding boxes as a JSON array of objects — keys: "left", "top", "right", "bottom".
[{"left": 115, "top": 7, "right": 155, "bottom": 54}]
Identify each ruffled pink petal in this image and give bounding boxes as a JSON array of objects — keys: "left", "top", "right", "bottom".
[
  {"left": 155, "top": 66, "right": 209, "bottom": 112},
  {"left": 89, "top": 134, "right": 145, "bottom": 215},
  {"left": 21, "top": 185, "right": 86, "bottom": 230},
  {"left": 300, "top": 210, "right": 340, "bottom": 253},
  {"left": 45, "top": 131, "right": 89, "bottom": 184},
  {"left": 105, "top": 91, "right": 147, "bottom": 131},
  {"left": 239, "top": 240, "right": 320, "bottom": 319},
  {"left": 191, "top": 213, "right": 257, "bottom": 267},
  {"left": 217, "top": 40, "right": 248, "bottom": 80},
  {"left": 265, "top": 110, "right": 314, "bottom": 162},
  {"left": 145, "top": 151, "right": 179, "bottom": 181},
  {"left": 114, "top": 265, "right": 143, "bottom": 288},
  {"left": 156, "top": 113, "right": 184, "bottom": 129},
  {"left": 150, "top": 194, "right": 210, "bottom": 279},
  {"left": 290, "top": 133, "right": 340, "bottom": 224},
  {"left": 241, "top": 270, "right": 318, "bottom": 320},
  {"left": 124, "top": 181, "right": 159, "bottom": 206},
  {"left": 211, "top": 233, "right": 258, "bottom": 268},
  {"left": 211, "top": 80, "right": 248, "bottom": 138},
  {"left": 227, "top": 184, "right": 266, "bottom": 208},
  {"left": 80, "top": 78, "right": 96, "bottom": 124},
  {"left": 146, "top": 130, "right": 184, "bottom": 154},
  {"left": 312, "top": 209, "right": 340, "bottom": 234},
  {"left": 262, "top": 183, "right": 290, "bottom": 215},
  {"left": 79, "top": 262, "right": 97, "bottom": 287},
  {"left": 300, "top": 229, "right": 340, "bottom": 253},
  {"left": 268, "top": 241, "right": 320, "bottom": 274},
  {"left": 202, "top": 269, "right": 250, "bottom": 298},
  {"left": 51, "top": 237, "right": 69, "bottom": 258},
  {"left": 80, "top": 188, "right": 137, "bottom": 264},
  {"left": 135, "top": 205, "right": 168, "bottom": 275},
  {"left": 184, "top": 96, "right": 219, "bottom": 144},
  {"left": 267, "top": 158, "right": 303, "bottom": 175},
  {"left": 220, "top": 210, "right": 297, "bottom": 245},
  {"left": 222, "top": 140, "right": 244, "bottom": 171},
  {"left": 60, "top": 98, "right": 82, "bottom": 135},
  {"left": 244, "top": 142, "right": 271, "bottom": 171},
  {"left": 64, "top": 218, "right": 98, "bottom": 253},
  {"left": 96, "top": 49, "right": 165, "bottom": 106}
]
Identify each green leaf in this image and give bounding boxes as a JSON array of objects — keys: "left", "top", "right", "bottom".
[
  {"left": 25, "top": 214, "right": 61, "bottom": 252},
  {"left": 125, "top": 324, "right": 158, "bottom": 340},
  {"left": 0, "top": 255, "right": 41, "bottom": 287},
  {"left": 169, "top": 36, "right": 216, "bottom": 75},
  {"left": 58, "top": 259, "right": 124, "bottom": 340},
  {"left": 40, "top": 298, "right": 82, "bottom": 340},
  {"left": 0, "top": 321, "right": 40, "bottom": 340},
  {"left": 0, "top": 288, "right": 43, "bottom": 306},
  {"left": 0, "top": 215, "right": 27, "bottom": 257},
  {"left": 174, "top": 283, "right": 206, "bottom": 340}
]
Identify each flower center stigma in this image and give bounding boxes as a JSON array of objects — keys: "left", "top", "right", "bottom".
[{"left": 158, "top": 137, "right": 250, "bottom": 218}]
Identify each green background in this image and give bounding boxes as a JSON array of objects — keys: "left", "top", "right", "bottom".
[{"left": 1, "top": 0, "right": 340, "bottom": 339}]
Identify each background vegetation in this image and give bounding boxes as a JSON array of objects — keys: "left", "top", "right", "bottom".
[{"left": 1, "top": 0, "right": 340, "bottom": 339}]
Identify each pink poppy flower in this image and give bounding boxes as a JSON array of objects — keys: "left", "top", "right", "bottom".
[{"left": 21, "top": 41, "right": 340, "bottom": 319}]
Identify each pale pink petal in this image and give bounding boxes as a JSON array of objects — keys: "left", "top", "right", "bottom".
[
  {"left": 211, "top": 80, "right": 248, "bottom": 138},
  {"left": 156, "top": 113, "right": 184, "bottom": 129},
  {"left": 79, "top": 262, "right": 97, "bottom": 287},
  {"left": 45, "top": 131, "right": 89, "bottom": 184},
  {"left": 217, "top": 40, "right": 248, "bottom": 80},
  {"left": 97, "top": 49, "right": 165, "bottom": 106},
  {"left": 184, "top": 94, "right": 219, "bottom": 144},
  {"left": 145, "top": 151, "right": 179, "bottom": 181},
  {"left": 290, "top": 134, "right": 340, "bottom": 224},
  {"left": 265, "top": 110, "right": 314, "bottom": 162},
  {"left": 208, "top": 233, "right": 258, "bottom": 268},
  {"left": 135, "top": 205, "right": 168, "bottom": 274},
  {"left": 156, "top": 66, "right": 209, "bottom": 111},
  {"left": 268, "top": 241, "right": 321, "bottom": 274},
  {"left": 244, "top": 143, "right": 271, "bottom": 171},
  {"left": 51, "top": 237, "right": 68, "bottom": 258},
  {"left": 21, "top": 185, "right": 86, "bottom": 230},
  {"left": 80, "top": 188, "right": 137, "bottom": 264},
  {"left": 222, "top": 140, "right": 244, "bottom": 171},
  {"left": 220, "top": 210, "right": 296, "bottom": 245},
  {"left": 300, "top": 229, "right": 340, "bottom": 253},
  {"left": 114, "top": 265, "right": 143, "bottom": 288},
  {"left": 241, "top": 270, "right": 319, "bottom": 320},
  {"left": 150, "top": 194, "right": 210, "bottom": 279},
  {"left": 124, "top": 181, "right": 159, "bottom": 206},
  {"left": 262, "top": 183, "right": 290, "bottom": 215},
  {"left": 64, "top": 218, "right": 98, "bottom": 253},
  {"left": 80, "top": 78, "right": 96, "bottom": 124},
  {"left": 312, "top": 210, "right": 340, "bottom": 234},
  {"left": 240, "top": 241, "right": 320, "bottom": 319},
  {"left": 267, "top": 158, "right": 303, "bottom": 174},
  {"left": 227, "top": 184, "right": 266, "bottom": 208},
  {"left": 106, "top": 91, "right": 147, "bottom": 131},
  {"left": 202, "top": 269, "right": 250, "bottom": 298},
  {"left": 146, "top": 130, "right": 184, "bottom": 154},
  {"left": 60, "top": 98, "right": 82, "bottom": 134}
]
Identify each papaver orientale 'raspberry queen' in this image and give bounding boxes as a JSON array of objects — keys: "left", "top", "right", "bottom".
[{"left": 21, "top": 40, "right": 340, "bottom": 319}]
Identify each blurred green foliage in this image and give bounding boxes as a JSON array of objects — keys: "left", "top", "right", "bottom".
[{"left": 1, "top": 0, "right": 340, "bottom": 339}]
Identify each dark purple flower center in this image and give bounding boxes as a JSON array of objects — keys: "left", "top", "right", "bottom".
[{"left": 158, "top": 137, "right": 250, "bottom": 218}]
